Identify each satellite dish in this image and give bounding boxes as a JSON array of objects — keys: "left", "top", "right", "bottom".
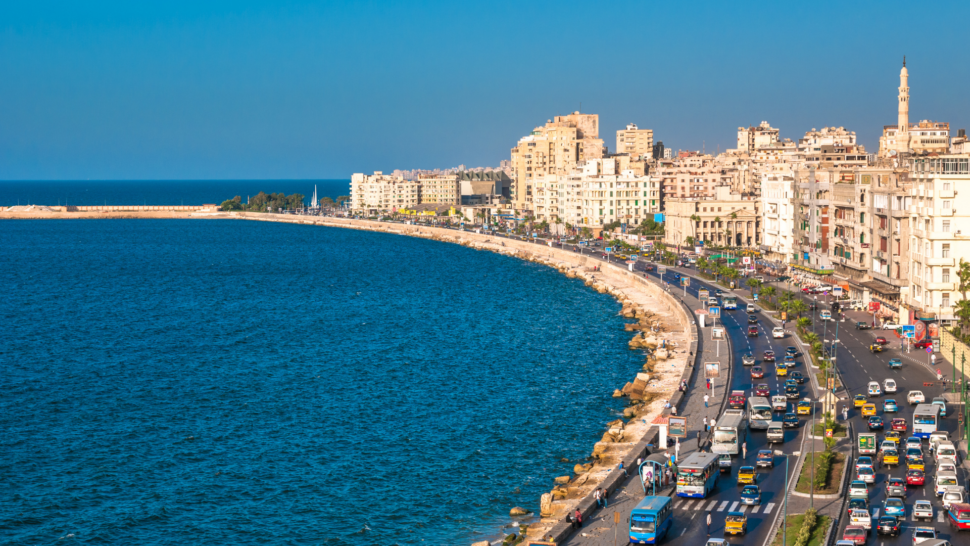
[{"left": 889, "top": 150, "right": 897, "bottom": 156}]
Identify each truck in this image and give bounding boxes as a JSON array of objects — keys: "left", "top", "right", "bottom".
[
  {"left": 858, "top": 433, "right": 877, "bottom": 455},
  {"left": 771, "top": 395, "right": 788, "bottom": 412}
]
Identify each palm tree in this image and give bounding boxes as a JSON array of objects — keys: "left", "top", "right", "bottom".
[
  {"left": 745, "top": 278, "right": 762, "bottom": 292},
  {"left": 761, "top": 286, "right": 776, "bottom": 307},
  {"left": 690, "top": 214, "right": 701, "bottom": 244},
  {"left": 790, "top": 299, "right": 808, "bottom": 318},
  {"left": 797, "top": 317, "right": 813, "bottom": 330},
  {"left": 713, "top": 216, "right": 722, "bottom": 244}
]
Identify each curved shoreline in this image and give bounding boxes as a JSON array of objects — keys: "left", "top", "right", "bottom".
[{"left": 2, "top": 210, "right": 696, "bottom": 544}]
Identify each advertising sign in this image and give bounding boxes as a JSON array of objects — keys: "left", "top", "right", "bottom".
[
  {"left": 868, "top": 302, "right": 881, "bottom": 313},
  {"left": 901, "top": 325, "right": 915, "bottom": 338},
  {"left": 753, "top": 293, "right": 759, "bottom": 301},
  {"left": 704, "top": 361, "right": 720, "bottom": 378},
  {"left": 825, "top": 429, "right": 833, "bottom": 438},
  {"left": 709, "top": 306, "right": 721, "bottom": 318},
  {"left": 698, "top": 289, "right": 710, "bottom": 301},
  {"left": 681, "top": 276, "right": 690, "bottom": 286},
  {"left": 658, "top": 265, "right": 667, "bottom": 275},
  {"left": 711, "top": 327, "right": 725, "bottom": 341},
  {"left": 833, "top": 287, "right": 844, "bottom": 297},
  {"left": 914, "top": 321, "right": 926, "bottom": 342},
  {"left": 742, "top": 256, "right": 751, "bottom": 265},
  {"left": 668, "top": 416, "right": 688, "bottom": 438}
]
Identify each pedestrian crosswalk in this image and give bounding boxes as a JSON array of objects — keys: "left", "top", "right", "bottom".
[{"left": 674, "top": 498, "right": 776, "bottom": 515}]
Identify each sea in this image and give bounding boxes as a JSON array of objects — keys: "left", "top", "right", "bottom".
[{"left": 0, "top": 181, "right": 643, "bottom": 545}]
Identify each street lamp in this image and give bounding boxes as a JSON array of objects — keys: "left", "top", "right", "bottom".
[{"left": 775, "top": 450, "right": 792, "bottom": 546}]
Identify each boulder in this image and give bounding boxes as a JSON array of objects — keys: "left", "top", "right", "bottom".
[
  {"left": 573, "top": 463, "right": 588, "bottom": 474},
  {"left": 472, "top": 542, "right": 490, "bottom": 546},
  {"left": 551, "top": 486, "right": 568, "bottom": 500},
  {"left": 592, "top": 442, "right": 610, "bottom": 457},
  {"left": 612, "top": 389, "right": 624, "bottom": 398},
  {"left": 554, "top": 475, "right": 570, "bottom": 485},
  {"left": 623, "top": 407, "right": 637, "bottom": 419},
  {"left": 510, "top": 506, "right": 531, "bottom": 517},
  {"left": 539, "top": 493, "right": 553, "bottom": 517}
]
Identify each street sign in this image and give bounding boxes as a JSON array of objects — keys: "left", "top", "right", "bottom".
[
  {"left": 742, "top": 256, "right": 751, "bottom": 264},
  {"left": 606, "top": 247, "right": 613, "bottom": 252},
  {"left": 833, "top": 287, "right": 843, "bottom": 297},
  {"left": 681, "top": 276, "right": 690, "bottom": 286},
  {"left": 927, "top": 347, "right": 934, "bottom": 354},
  {"left": 825, "top": 429, "right": 833, "bottom": 438},
  {"left": 709, "top": 306, "right": 721, "bottom": 318},
  {"left": 668, "top": 416, "right": 688, "bottom": 438},
  {"left": 704, "top": 361, "right": 720, "bottom": 378}
]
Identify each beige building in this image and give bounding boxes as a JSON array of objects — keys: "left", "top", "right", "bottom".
[
  {"left": 615, "top": 123, "right": 654, "bottom": 159},
  {"left": 737, "top": 121, "right": 780, "bottom": 153},
  {"left": 416, "top": 174, "right": 461, "bottom": 205},
  {"left": 664, "top": 186, "right": 761, "bottom": 248},
  {"left": 655, "top": 153, "right": 738, "bottom": 200},
  {"left": 510, "top": 112, "right": 605, "bottom": 211},
  {"left": 351, "top": 172, "right": 419, "bottom": 213},
  {"left": 879, "top": 59, "right": 951, "bottom": 158}
]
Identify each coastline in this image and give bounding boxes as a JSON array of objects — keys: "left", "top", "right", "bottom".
[{"left": 2, "top": 210, "right": 694, "bottom": 544}]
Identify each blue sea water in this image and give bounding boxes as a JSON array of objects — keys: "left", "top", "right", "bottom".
[
  {"left": 0, "top": 213, "right": 642, "bottom": 544},
  {"left": 0, "top": 180, "right": 349, "bottom": 207}
]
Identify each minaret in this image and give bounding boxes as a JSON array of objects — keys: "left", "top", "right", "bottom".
[{"left": 897, "top": 56, "right": 909, "bottom": 152}]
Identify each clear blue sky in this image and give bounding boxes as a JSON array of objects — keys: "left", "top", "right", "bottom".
[{"left": 2, "top": 1, "right": 969, "bottom": 180}]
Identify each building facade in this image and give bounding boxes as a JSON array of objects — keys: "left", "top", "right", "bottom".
[
  {"left": 665, "top": 186, "right": 761, "bottom": 248},
  {"left": 616, "top": 123, "right": 654, "bottom": 159}
]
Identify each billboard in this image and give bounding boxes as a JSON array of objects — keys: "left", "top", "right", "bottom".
[
  {"left": 680, "top": 276, "right": 690, "bottom": 286},
  {"left": 868, "top": 302, "right": 881, "bottom": 313},
  {"left": 668, "top": 416, "right": 688, "bottom": 438},
  {"left": 704, "top": 361, "right": 721, "bottom": 377},
  {"left": 654, "top": 213, "right": 665, "bottom": 223},
  {"left": 709, "top": 306, "right": 721, "bottom": 318},
  {"left": 712, "top": 327, "right": 725, "bottom": 341}
]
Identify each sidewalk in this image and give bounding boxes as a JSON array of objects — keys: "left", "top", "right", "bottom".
[{"left": 560, "top": 273, "right": 732, "bottom": 545}]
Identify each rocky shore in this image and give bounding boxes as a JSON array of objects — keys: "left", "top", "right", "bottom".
[{"left": 3, "top": 209, "right": 693, "bottom": 545}]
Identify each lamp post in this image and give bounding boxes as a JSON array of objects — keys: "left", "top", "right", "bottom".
[
  {"left": 810, "top": 401, "right": 816, "bottom": 509},
  {"left": 813, "top": 296, "right": 818, "bottom": 335}
]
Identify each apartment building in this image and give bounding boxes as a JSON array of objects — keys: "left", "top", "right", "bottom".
[
  {"left": 737, "top": 121, "right": 780, "bottom": 153},
  {"left": 906, "top": 155, "right": 970, "bottom": 325},
  {"left": 655, "top": 154, "right": 738, "bottom": 200},
  {"left": 417, "top": 174, "right": 461, "bottom": 205},
  {"left": 616, "top": 124, "right": 654, "bottom": 159},
  {"left": 351, "top": 172, "right": 419, "bottom": 213},
  {"left": 664, "top": 186, "right": 760, "bottom": 248},
  {"left": 791, "top": 168, "right": 833, "bottom": 274},
  {"left": 760, "top": 172, "right": 796, "bottom": 263},
  {"left": 509, "top": 112, "right": 605, "bottom": 211}
]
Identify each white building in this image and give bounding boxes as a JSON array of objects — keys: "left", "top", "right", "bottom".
[{"left": 760, "top": 171, "right": 796, "bottom": 263}]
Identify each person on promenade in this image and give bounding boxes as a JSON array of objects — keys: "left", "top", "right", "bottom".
[
  {"left": 709, "top": 418, "right": 715, "bottom": 432},
  {"left": 706, "top": 511, "right": 712, "bottom": 536},
  {"left": 704, "top": 394, "right": 709, "bottom": 408},
  {"left": 703, "top": 416, "right": 708, "bottom": 432},
  {"left": 574, "top": 509, "right": 583, "bottom": 529},
  {"left": 742, "top": 441, "right": 747, "bottom": 459},
  {"left": 670, "top": 405, "right": 677, "bottom": 416},
  {"left": 594, "top": 488, "right": 603, "bottom": 508}
]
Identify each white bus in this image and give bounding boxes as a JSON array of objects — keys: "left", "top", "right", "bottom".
[
  {"left": 913, "top": 404, "right": 939, "bottom": 439},
  {"left": 712, "top": 413, "right": 748, "bottom": 455},
  {"left": 675, "top": 452, "right": 720, "bottom": 498},
  {"left": 724, "top": 296, "right": 738, "bottom": 310},
  {"left": 748, "top": 397, "right": 772, "bottom": 430}
]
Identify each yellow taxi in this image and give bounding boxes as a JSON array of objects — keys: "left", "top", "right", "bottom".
[
  {"left": 725, "top": 512, "right": 747, "bottom": 536},
  {"left": 906, "top": 452, "right": 924, "bottom": 471},
  {"left": 882, "top": 448, "right": 899, "bottom": 466},
  {"left": 797, "top": 400, "right": 812, "bottom": 415},
  {"left": 884, "top": 431, "right": 902, "bottom": 445},
  {"left": 853, "top": 394, "right": 867, "bottom": 408},
  {"left": 737, "top": 466, "right": 756, "bottom": 485},
  {"left": 776, "top": 363, "right": 788, "bottom": 377},
  {"left": 862, "top": 403, "right": 877, "bottom": 417}
]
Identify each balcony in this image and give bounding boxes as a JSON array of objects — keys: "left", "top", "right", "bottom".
[
  {"left": 890, "top": 208, "right": 908, "bottom": 218},
  {"left": 926, "top": 256, "right": 955, "bottom": 267},
  {"left": 939, "top": 189, "right": 955, "bottom": 199},
  {"left": 926, "top": 281, "right": 957, "bottom": 291},
  {"left": 929, "top": 231, "right": 956, "bottom": 240},
  {"left": 939, "top": 208, "right": 954, "bottom": 217}
]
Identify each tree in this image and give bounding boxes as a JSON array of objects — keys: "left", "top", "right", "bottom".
[
  {"left": 790, "top": 299, "right": 808, "bottom": 318},
  {"left": 336, "top": 195, "right": 351, "bottom": 207},
  {"left": 746, "top": 278, "right": 762, "bottom": 292},
  {"left": 220, "top": 196, "right": 243, "bottom": 211},
  {"left": 685, "top": 236, "right": 695, "bottom": 246},
  {"left": 321, "top": 196, "right": 335, "bottom": 206},
  {"left": 761, "top": 286, "right": 776, "bottom": 306},
  {"left": 690, "top": 214, "right": 701, "bottom": 243},
  {"left": 956, "top": 258, "right": 970, "bottom": 338},
  {"left": 797, "top": 317, "right": 813, "bottom": 330}
]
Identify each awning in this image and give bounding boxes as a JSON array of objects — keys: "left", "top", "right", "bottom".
[
  {"left": 859, "top": 279, "right": 900, "bottom": 296},
  {"left": 792, "top": 263, "right": 834, "bottom": 275}
]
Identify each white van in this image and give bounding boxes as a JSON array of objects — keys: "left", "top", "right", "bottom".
[
  {"left": 935, "top": 471, "right": 959, "bottom": 496},
  {"left": 929, "top": 431, "right": 950, "bottom": 450},
  {"left": 943, "top": 487, "right": 965, "bottom": 510},
  {"left": 937, "top": 461, "right": 957, "bottom": 478},
  {"left": 746, "top": 303, "right": 756, "bottom": 313},
  {"left": 819, "top": 310, "right": 832, "bottom": 321},
  {"left": 936, "top": 443, "right": 958, "bottom": 464}
]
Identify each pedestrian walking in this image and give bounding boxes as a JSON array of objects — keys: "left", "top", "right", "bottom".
[
  {"left": 706, "top": 511, "right": 712, "bottom": 536},
  {"left": 742, "top": 441, "right": 747, "bottom": 459},
  {"left": 594, "top": 488, "right": 603, "bottom": 508},
  {"left": 704, "top": 394, "right": 710, "bottom": 408},
  {"left": 932, "top": 354, "right": 937, "bottom": 366},
  {"left": 710, "top": 418, "right": 716, "bottom": 431},
  {"left": 671, "top": 405, "right": 677, "bottom": 416},
  {"left": 703, "top": 416, "right": 708, "bottom": 432},
  {"left": 842, "top": 406, "right": 848, "bottom": 421}
]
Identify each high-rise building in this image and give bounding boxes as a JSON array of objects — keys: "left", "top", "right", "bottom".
[
  {"left": 737, "top": 121, "right": 780, "bottom": 153},
  {"left": 615, "top": 124, "right": 654, "bottom": 159},
  {"left": 652, "top": 141, "right": 665, "bottom": 160},
  {"left": 879, "top": 58, "right": 951, "bottom": 157},
  {"left": 510, "top": 112, "right": 605, "bottom": 211}
]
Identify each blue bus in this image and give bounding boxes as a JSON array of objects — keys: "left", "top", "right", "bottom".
[
  {"left": 676, "top": 452, "right": 719, "bottom": 498},
  {"left": 629, "top": 495, "right": 673, "bottom": 544}
]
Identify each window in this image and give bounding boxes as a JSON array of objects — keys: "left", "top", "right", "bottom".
[
  {"left": 943, "top": 244, "right": 950, "bottom": 258},
  {"left": 943, "top": 220, "right": 951, "bottom": 232},
  {"left": 943, "top": 293, "right": 950, "bottom": 307},
  {"left": 860, "top": 212, "right": 865, "bottom": 223},
  {"left": 944, "top": 182, "right": 952, "bottom": 191},
  {"left": 880, "top": 237, "right": 888, "bottom": 252},
  {"left": 943, "top": 268, "right": 950, "bottom": 283},
  {"left": 944, "top": 200, "right": 952, "bottom": 210}
]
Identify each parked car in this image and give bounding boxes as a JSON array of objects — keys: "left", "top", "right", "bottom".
[
  {"left": 855, "top": 321, "right": 871, "bottom": 330},
  {"left": 884, "top": 400, "right": 898, "bottom": 413},
  {"left": 914, "top": 340, "right": 933, "bottom": 349},
  {"left": 750, "top": 366, "right": 764, "bottom": 379}
]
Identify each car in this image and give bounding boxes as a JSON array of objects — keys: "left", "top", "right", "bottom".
[
  {"left": 869, "top": 343, "right": 884, "bottom": 353},
  {"left": 783, "top": 413, "right": 799, "bottom": 428},
  {"left": 718, "top": 453, "right": 733, "bottom": 472},
  {"left": 906, "top": 437, "right": 922, "bottom": 451},
  {"left": 797, "top": 400, "right": 812, "bottom": 415},
  {"left": 740, "top": 485, "right": 761, "bottom": 505},
  {"left": 868, "top": 415, "right": 884, "bottom": 430},
  {"left": 876, "top": 516, "right": 901, "bottom": 537},
  {"left": 754, "top": 384, "right": 771, "bottom": 397},
  {"left": 742, "top": 354, "right": 756, "bottom": 366},
  {"left": 772, "top": 327, "right": 785, "bottom": 338},
  {"left": 888, "top": 358, "right": 902, "bottom": 370},
  {"left": 882, "top": 497, "right": 905, "bottom": 517},
  {"left": 880, "top": 440, "right": 897, "bottom": 453},
  {"left": 885, "top": 431, "right": 902, "bottom": 445},
  {"left": 932, "top": 396, "right": 947, "bottom": 417},
  {"left": 776, "top": 362, "right": 788, "bottom": 376},
  {"left": 750, "top": 366, "right": 764, "bottom": 379},
  {"left": 673, "top": 273, "right": 681, "bottom": 280},
  {"left": 849, "top": 508, "right": 872, "bottom": 532},
  {"left": 789, "top": 371, "right": 805, "bottom": 383},
  {"left": 858, "top": 466, "right": 875, "bottom": 483},
  {"left": 907, "top": 469, "right": 925, "bottom": 486},
  {"left": 842, "top": 526, "right": 866, "bottom": 545},
  {"left": 783, "top": 354, "right": 796, "bottom": 365},
  {"left": 884, "top": 378, "right": 898, "bottom": 392},
  {"left": 715, "top": 290, "right": 723, "bottom": 297},
  {"left": 861, "top": 403, "right": 876, "bottom": 417},
  {"left": 786, "top": 346, "right": 798, "bottom": 357},
  {"left": 884, "top": 399, "right": 898, "bottom": 413},
  {"left": 747, "top": 314, "right": 758, "bottom": 324},
  {"left": 907, "top": 452, "right": 925, "bottom": 471},
  {"left": 875, "top": 337, "right": 890, "bottom": 345},
  {"left": 785, "top": 385, "right": 799, "bottom": 399},
  {"left": 868, "top": 381, "right": 882, "bottom": 396},
  {"left": 856, "top": 321, "right": 871, "bottom": 330},
  {"left": 914, "top": 339, "right": 933, "bottom": 349},
  {"left": 848, "top": 480, "right": 869, "bottom": 498},
  {"left": 729, "top": 390, "right": 747, "bottom": 409},
  {"left": 856, "top": 456, "right": 874, "bottom": 470},
  {"left": 942, "top": 487, "right": 965, "bottom": 510},
  {"left": 911, "top": 525, "right": 936, "bottom": 542},
  {"left": 724, "top": 511, "right": 747, "bottom": 536},
  {"left": 883, "top": 448, "right": 899, "bottom": 466},
  {"left": 847, "top": 497, "right": 868, "bottom": 516},
  {"left": 748, "top": 326, "right": 758, "bottom": 337},
  {"left": 908, "top": 390, "right": 925, "bottom": 404},
  {"left": 766, "top": 422, "right": 785, "bottom": 443},
  {"left": 737, "top": 466, "right": 756, "bottom": 485},
  {"left": 763, "top": 350, "right": 776, "bottom": 362},
  {"left": 886, "top": 477, "right": 907, "bottom": 497},
  {"left": 891, "top": 418, "right": 906, "bottom": 431},
  {"left": 756, "top": 450, "right": 773, "bottom": 468},
  {"left": 746, "top": 304, "right": 756, "bottom": 313},
  {"left": 854, "top": 394, "right": 867, "bottom": 407}
]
